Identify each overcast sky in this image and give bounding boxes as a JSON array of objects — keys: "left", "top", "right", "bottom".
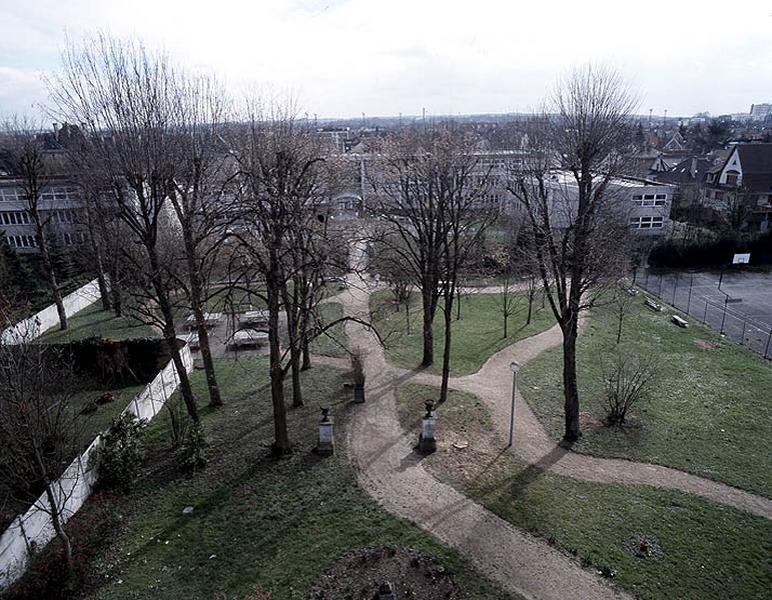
[{"left": 2, "top": 0, "right": 771, "bottom": 120}]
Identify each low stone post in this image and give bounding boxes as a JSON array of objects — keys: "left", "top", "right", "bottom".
[
  {"left": 353, "top": 383, "right": 365, "bottom": 404},
  {"left": 377, "top": 582, "right": 397, "bottom": 600},
  {"left": 418, "top": 400, "right": 436, "bottom": 454},
  {"left": 317, "top": 407, "right": 334, "bottom": 456}
]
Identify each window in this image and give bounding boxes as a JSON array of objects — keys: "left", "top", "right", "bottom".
[
  {"left": 6, "top": 235, "right": 36, "bottom": 248},
  {"left": 725, "top": 171, "right": 739, "bottom": 186},
  {"left": 632, "top": 194, "right": 643, "bottom": 200},
  {"left": 0, "top": 188, "right": 21, "bottom": 202},
  {"left": 644, "top": 194, "right": 655, "bottom": 200},
  {"left": 630, "top": 216, "right": 664, "bottom": 230},
  {"left": 0, "top": 211, "right": 31, "bottom": 225}
]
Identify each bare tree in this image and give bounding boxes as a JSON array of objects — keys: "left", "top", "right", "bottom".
[
  {"left": 0, "top": 333, "right": 83, "bottom": 577},
  {"left": 50, "top": 35, "right": 200, "bottom": 423},
  {"left": 601, "top": 350, "right": 657, "bottom": 425},
  {"left": 164, "top": 73, "right": 232, "bottom": 408},
  {"left": 368, "top": 124, "right": 494, "bottom": 403},
  {"left": 0, "top": 118, "right": 69, "bottom": 330},
  {"left": 225, "top": 100, "right": 325, "bottom": 452},
  {"left": 612, "top": 280, "right": 636, "bottom": 344},
  {"left": 506, "top": 66, "right": 637, "bottom": 442}
]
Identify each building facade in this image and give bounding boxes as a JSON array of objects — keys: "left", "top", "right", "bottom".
[{"left": 0, "top": 177, "right": 87, "bottom": 253}]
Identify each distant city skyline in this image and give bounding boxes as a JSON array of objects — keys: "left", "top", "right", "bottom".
[{"left": 2, "top": 0, "right": 771, "bottom": 121}]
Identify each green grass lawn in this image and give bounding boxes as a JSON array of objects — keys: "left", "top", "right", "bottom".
[
  {"left": 369, "top": 290, "right": 555, "bottom": 376},
  {"left": 38, "top": 303, "right": 159, "bottom": 343},
  {"left": 519, "top": 298, "right": 772, "bottom": 497},
  {"left": 52, "top": 359, "right": 515, "bottom": 600},
  {"left": 73, "top": 380, "right": 149, "bottom": 446},
  {"left": 397, "top": 383, "right": 772, "bottom": 600},
  {"left": 310, "top": 301, "right": 348, "bottom": 358}
]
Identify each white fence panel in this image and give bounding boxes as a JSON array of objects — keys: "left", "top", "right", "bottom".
[
  {"left": 0, "top": 342, "right": 192, "bottom": 589},
  {"left": 1, "top": 278, "right": 104, "bottom": 344}
]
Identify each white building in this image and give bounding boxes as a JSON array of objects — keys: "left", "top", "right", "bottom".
[
  {"left": 0, "top": 177, "right": 87, "bottom": 253},
  {"left": 539, "top": 172, "right": 674, "bottom": 236}
]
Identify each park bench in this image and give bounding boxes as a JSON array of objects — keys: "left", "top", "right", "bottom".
[
  {"left": 644, "top": 299, "right": 663, "bottom": 312},
  {"left": 238, "top": 309, "right": 269, "bottom": 328},
  {"left": 186, "top": 312, "right": 222, "bottom": 329},
  {"left": 232, "top": 329, "right": 269, "bottom": 348},
  {"left": 671, "top": 315, "right": 689, "bottom": 328}
]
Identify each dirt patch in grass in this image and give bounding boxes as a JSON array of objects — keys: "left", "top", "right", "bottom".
[
  {"left": 310, "top": 546, "right": 460, "bottom": 599},
  {"left": 693, "top": 339, "right": 720, "bottom": 350}
]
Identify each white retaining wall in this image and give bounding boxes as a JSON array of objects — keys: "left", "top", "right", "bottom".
[
  {"left": 0, "top": 343, "right": 193, "bottom": 589},
  {"left": 1, "top": 278, "right": 104, "bottom": 344}
]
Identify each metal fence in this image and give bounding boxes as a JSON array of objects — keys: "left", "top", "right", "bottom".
[{"left": 634, "top": 268, "right": 772, "bottom": 359}]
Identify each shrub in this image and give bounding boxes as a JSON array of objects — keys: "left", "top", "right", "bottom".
[
  {"left": 96, "top": 413, "right": 145, "bottom": 492},
  {"left": 601, "top": 351, "right": 657, "bottom": 426},
  {"left": 648, "top": 230, "right": 772, "bottom": 268},
  {"left": 181, "top": 422, "right": 208, "bottom": 472}
]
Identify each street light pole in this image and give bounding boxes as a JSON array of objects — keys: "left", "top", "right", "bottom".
[{"left": 508, "top": 361, "right": 520, "bottom": 448}]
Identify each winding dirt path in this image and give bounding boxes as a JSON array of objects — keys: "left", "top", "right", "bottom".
[
  {"left": 341, "top": 276, "right": 629, "bottom": 600},
  {"left": 405, "top": 320, "right": 772, "bottom": 521}
]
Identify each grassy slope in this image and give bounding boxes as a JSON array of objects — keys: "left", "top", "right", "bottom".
[
  {"left": 38, "top": 303, "right": 159, "bottom": 343},
  {"left": 520, "top": 298, "right": 772, "bottom": 496},
  {"left": 397, "top": 383, "right": 772, "bottom": 600},
  {"left": 83, "top": 359, "right": 514, "bottom": 600},
  {"left": 370, "top": 290, "right": 555, "bottom": 376}
]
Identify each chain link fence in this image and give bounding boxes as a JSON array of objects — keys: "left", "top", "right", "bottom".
[{"left": 634, "top": 268, "right": 772, "bottom": 359}]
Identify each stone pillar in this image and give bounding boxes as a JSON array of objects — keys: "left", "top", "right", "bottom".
[
  {"left": 353, "top": 383, "right": 365, "bottom": 404},
  {"left": 317, "top": 407, "right": 334, "bottom": 456},
  {"left": 418, "top": 400, "right": 436, "bottom": 454}
]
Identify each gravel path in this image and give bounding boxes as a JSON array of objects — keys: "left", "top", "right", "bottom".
[
  {"left": 406, "top": 321, "right": 772, "bottom": 521},
  {"left": 341, "top": 276, "right": 629, "bottom": 600}
]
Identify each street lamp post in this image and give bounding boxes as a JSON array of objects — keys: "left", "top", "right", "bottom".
[{"left": 508, "top": 361, "right": 520, "bottom": 448}]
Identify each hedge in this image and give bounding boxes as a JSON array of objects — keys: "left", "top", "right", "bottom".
[{"left": 648, "top": 230, "right": 772, "bottom": 268}]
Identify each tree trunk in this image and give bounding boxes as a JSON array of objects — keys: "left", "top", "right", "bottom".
[
  {"left": 179, "top": 218, "right": 222, "bottom": 408},
  {"left": 196, "top": 321, "right": 222, "bottom": 407},
  {"left": 561, "top": 319, "right": 580, "bottom": 443},
  {"left": 300, "top": 296, "right": 312, "bottom": 371},
  {"left": 37, "top": 231, "right": 67, "bottom": 330},
  {"left": 164, "top": 331, "right": 199, "bottom": 423},
  {"left": 421, "top": 288, "right": 434, "bottom": 367},
  {"left": 616, "top": 312, "right": 623, "bottom": 345},
  {"left": 109, "top": 261, "right": 122, "bottom": 316},
  {"left": 439, "top": 292, "right": 453, "bottom": 404},
  {"left": 301, "top": 338, "right": 311, "bottom": 371},
  {"left": 282, "top": 287, "right": 303, "bottom": 407},
  {"left": 526, "top": 292, "right": 534, "bottom": 325},
  {"left": 267, "top": 266, "right": 291, "bottom": 454},
  {"left": 503, "top": 313, "right": 508, "bottom": 338},
  {"left": 148, "top": 248, "right": 199, "bottom": 423},
  {"left": 187, "top": 294, "right": 220, "bottom": 409},
  {"left": 43, "top": 482, "right": 74, "bottom": 579},
  {"left": 94, "top": 246, "right": 111, "bottom": 311}
]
